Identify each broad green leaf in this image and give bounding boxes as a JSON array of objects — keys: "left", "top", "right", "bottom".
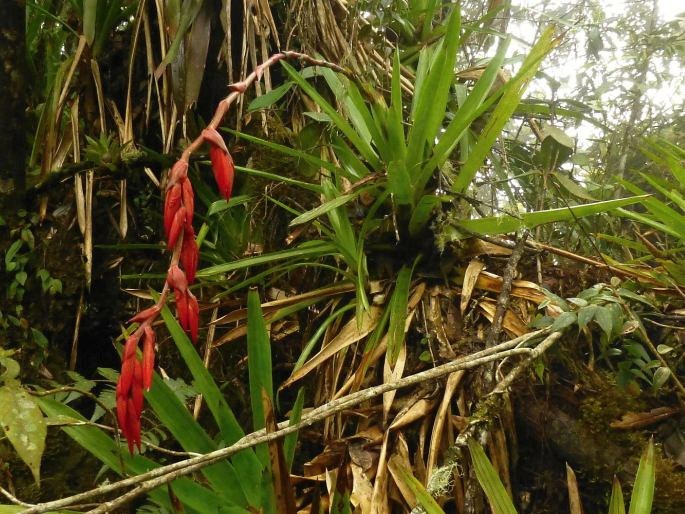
[
  {"left": 0, "top": 382, "right": 46, "bottom": 483},
  {"left": 247, "top": 82, "right": 294, "bottom": 111},
  {"left": 289, "top": 192, "right": 359, "bottom": 226},
  {"left": 452, "top": 26, "right": 560, "bottom": 193},
  {"left": 409, "top": 195, "right": 442, "bottom": 236},
  {"left": 5, "top": 240, "right": 22, "bottom": 269},
  {"left": 652, "top": 367, "right": 670, "bottom": 390},
  {"left": 535, "top": 125, "right": 574, "bottom": 170},
  {"left": 207, "top": 195, "right": 253, "bottom": 216},
  {"left": 594, "top": 305, "right": 614, "bottom": 338},
  {"left": 388, "top": 266, "right": 412, "bottom": 366},
  {"left": 553, "top": 172, "right": 597, "bottom": 201},
  {"left": 551, "top": 311, "right": 576, "bottom": 332},
  {"left": 577, "top": 304, "right": 598, "bottom": 331},
  {"left": 608, "top": 476, "right": 626, "bottom": 514},
  {"left": 628, "top": 439, "right": 655, "bottom": 514},
  {"left": 388, "top": 160, "right": 413, "bottom": 205},
  {"left": 456, "top": 196, "right": 647, "bottom": 235},
  {"left": 467, "top": 438, "right": 518, "bottom": 514}
]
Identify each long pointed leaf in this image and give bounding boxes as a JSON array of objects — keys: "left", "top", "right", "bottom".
[
  {"left": 457, "top": 196, "right": 647, "bottom": 235},
  {"left": 452, "top": 26, "right": 560, "bottom": 193}
]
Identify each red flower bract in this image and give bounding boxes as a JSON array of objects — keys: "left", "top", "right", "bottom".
[
  {"left": 209, "top": 145, "right": 235, "bottom": 200},
  {"left": 180, "top": 224, "right": 198, "bottom": 284},
  {"left": 203, "top": 128, "right": 235, "bottom": 200},
  {"left": 116, "top": 332, "right": 144, "bottom": 453}
]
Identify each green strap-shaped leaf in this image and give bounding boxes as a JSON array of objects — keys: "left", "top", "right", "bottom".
[
  {"left": 467, "top": 438, "right": 518, "bottom": 514},
  {"left": 281, "top": 61, "right": 381, "bottom": 170},
  {"left": 197, "top": 241, "right": 338, "bottom": 278},
  {"left": 456, "top": 196, "right": 647, "bottom": 236},
  {"left": 387, "top": 266, "right": 413, "bottom": 366},
  {"left": 628, "top": 439, "right": 655, "bottom": 514},
  {"left": 160, "top": 304, "right": 263, "bottom": 506},
  {"left": 247, "top": 290, "right": 273, "bottom": 459},
  {"left": 608, "top": 476, "right": 627, "bottom": 514}
]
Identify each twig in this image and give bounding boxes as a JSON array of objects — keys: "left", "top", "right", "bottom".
[
  {"left": 484, "top": 230, "right": 529, "bottom": 348},
  {"left": 21, "top": 329, "right": 550, "bottom": 514},
  {"left": 0, "top": 486, "right": 33, "bottom": 508}
]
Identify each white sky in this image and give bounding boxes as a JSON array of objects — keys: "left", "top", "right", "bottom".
[{"left": 507, "top": 0, "right": 684, "bottom": 149}]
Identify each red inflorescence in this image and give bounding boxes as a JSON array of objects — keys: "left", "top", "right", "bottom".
[{"left": 117, "top": 128, "right": 237, "bottom": 453}]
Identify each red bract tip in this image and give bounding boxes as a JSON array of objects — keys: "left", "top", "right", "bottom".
[
  {"left": 167, "top": 265, "right": 188, "bottom": 293},
  {"left": 164, "top": 183, "right": 182, "bottom": 238},
  {"left": 180, "top": 225, "right": 198, "bottom": 284},
  {"left": 168, "top": 159, "right": 189, "bottom": 186},
  {"left": 175, "top": 290, "right": 190, "bottom": 331},
  {"left": 129, "top": 304, "right": 161, "bottom": 324},
  {"left": 187, "top": 290, "right": 200, "bottom": 343},
  {"left": 167, "top": 206, "right": 186, "bottom": 250},
  {"left": 142, "top": 326, "right": 156, "bottom": 390},
  {"left": 209, "top": 145, "right": 235, "bottom": 200},
  {"left": 181, "top": 178, "right": 194, "bottom": 229},
  {"left": 202, "top": 127, "right": 229, "bottom": 153}
]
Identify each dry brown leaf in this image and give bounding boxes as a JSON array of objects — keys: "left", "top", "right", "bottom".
[
  {"left": 389, "top": 398, "right": 437, "bottom": 431},
  {"left": 464, "top": 238, "right": 513, "bottom": 257},
  {"left": 281, "top": 306, "right": 383, "bottom": 389},
  {"left": 426, "top": 371, "right": 464, "bottom": 477},
  {"left": 566, "top": 463, "right": 584, "bottom": 514},
  {"left": 461, "top": 259, "right": 486, "bottom": 314},
  {"left": 351, "top": 462, "right": 374, "bottom": 513},
  {"left": 213, "top": 282, "right": 377, "bottom": 325},
  {"left": 370, "top": 432, "right": 390, "bottom": 514},
  {"left": 478, "top": 300, "right": 528, "bottom": 337},
  {"left": 387, "top": 436, "right": 417, "bottom": 509},
  {"left": 476, "top": 271, "right": 546, "bottom": 304}
]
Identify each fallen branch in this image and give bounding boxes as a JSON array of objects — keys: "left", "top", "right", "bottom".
[{"left": 21, "top": 329, "right": 552, "bottom": 514}]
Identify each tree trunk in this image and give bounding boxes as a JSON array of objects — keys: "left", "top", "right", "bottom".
[{"left": 0, "top": 0, "right": 27, "bottom": 214}]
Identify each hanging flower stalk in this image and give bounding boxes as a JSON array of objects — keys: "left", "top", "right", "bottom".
[{"left": 114, "top": 51, "right": 350, "bottom": 452}]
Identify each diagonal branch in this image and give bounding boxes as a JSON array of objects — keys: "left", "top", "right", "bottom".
[{"left": 21, "top": 329, "right": 553, "bottom": 514}]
